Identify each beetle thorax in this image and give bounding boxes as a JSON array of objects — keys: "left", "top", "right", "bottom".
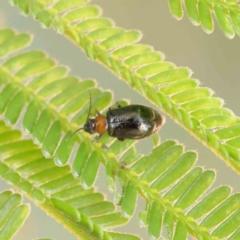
[{"left": 95, "top": 115, "right": 108, "bottom": 134}]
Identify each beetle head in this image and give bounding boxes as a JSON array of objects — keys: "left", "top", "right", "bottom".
[{"left": 83, "top": 119, "right": 96, "bottom": 134}]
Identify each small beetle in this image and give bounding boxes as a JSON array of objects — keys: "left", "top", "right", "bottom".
[{"left": 70, "top": 90, "right": 165, "bottom": 141}]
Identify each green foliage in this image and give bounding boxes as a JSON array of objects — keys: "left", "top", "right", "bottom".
[
  {"left": 0, "top": 122, "right": 137, "bottom": 240},
  {"left": 0, "top": 28, "right": 240, "bottom": 239},
  {"left": 10, "top": 0, "right": 240, "bottom": 174},
  {"left": 169, "top": 0, "right": 240, "bottom": 38},
  {"left": 0, "top": 190, "right": 29, "bottom": 239}
]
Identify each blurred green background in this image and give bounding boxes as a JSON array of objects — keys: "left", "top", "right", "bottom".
[{"left": 0, "top": 1, "right": 240, "bottom": 239}]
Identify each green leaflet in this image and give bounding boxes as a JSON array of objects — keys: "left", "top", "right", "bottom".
[
  {"left": 148, "top": 68, "right": 191, "bottom": 85},
  {"left": 22, "top": 100, "right": 40, "bottom": 133},
  {"left": 214, "top": 5, "right": 235, "bottom": 39},
  {"left": 230, "top": 10, "right": 240, "bottom": 37},
  {"left": 63, "top": 5, "right": 101, "bottom": 22},
  {"left": 28, "top": 66, "right": 68, "bottom": 90},
  {"left": 148, "top": 201, "right": 163, "bottom": 238},
  {"left": 140, "top": 145, "right": 184, "bottom": 182},
  {"left": 121, "top": 182, "right": 137, "bottom": 218},
  {"left": 52, "top": 0, "right": 89, "bottom": 13},
  {"left": 131, "top": 140, "right": 175, "bottom": 174},
  {"left": 0, "top": 31, "right": 30, "bottom": 57},
  {"left": 112, "top": 44, "right": 152, "bottom": 59},
  {"left": 51, "top": 198, "right": 81, "bottom": 222},
  {"left": 168, "top": 0, "right": 183, "bottom": 20},
  {"left": 32, "top": 109, "right": 51, "bottom": 144},
  {"left": 15, "top": 58, "right": 55, "bottom": 80},
  {"left": 212, "top": 210, "right": 240, "bottom": 238},
  {"left": 137, "top": 62, "right": 174, "bottom": 77},
  {"left": 151, "top": 151, "right": 197, "bottom": 191},
  {"left": 163, "top": 210, "right": 175, "bottom": 239},
  {"left": 72, "top": 141, "right": 91, "bottom": 177},
  {"left": 49, "top": 79, "right": 95, "bottom": 107},
  {"left": 174, "top": 170, "right": 215, "bottom": 210},
  {"left": 77, "top": 18, "right": 113, "bottom": 32},
  {"left": 124, "top": 51, "right": 163, "bottom": 67},
  {"left": 3, "top": 50, "right": 46, "bottom": 70},
  {"left": 187, "top": 186, "right": 231, "bottom": 219},
  {"left": 42, "top": 120, "right": 62, "bottom": 157},
  {"left": 81, "top": 151, "right": 101, "bottom": 188},
  {"left": 0, "top": 84, "right": 18, "bottom": 115},
  {"left": 1, "top": 26, "right": 240, "bottom": 239},
  {"left": 164, "top": 167, "right": 203, "bottom": 201},
  {"left": 16, "top": 0, "right": 240, "bottom": 176},
  {"left": 198, "top": 0, "right": 214, "bottom": 34},
  {"left": 88, "top": 27, "right": 124, "bottom": 41},
  {"left": 200, "top": 194, "right": 240, "bottom": 229},
  {"left": 184, "top": 0, "right": 200, "bottom": 25},
  {"left": 0, "top": 191, "right": 29, "bottom": 239},
  {"left": 173, "top": 221, "right": 187, "bottom": 240},
  {"left": 54, "top": 133, "right": 75, "bottom": 166},
  {"left": 38, "top": 77, "right": 78, "bottom": 97},
  {"left": 100, "top": 30, "right": 142, "bottom": 50}
]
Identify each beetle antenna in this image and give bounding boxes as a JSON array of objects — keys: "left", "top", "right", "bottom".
[
  {"left": 86, "top": 89, "right": 92, "bottom": 121},
  {"left": 67, "top": 127, "right": 84, "bottom": 140},
  {"left": 67, "top": 89, "right": 92, "bottom": 141}
]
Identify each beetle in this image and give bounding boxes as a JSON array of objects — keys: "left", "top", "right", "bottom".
[{"left": 70, "top": 90, "right": 165, "bottom": 141}]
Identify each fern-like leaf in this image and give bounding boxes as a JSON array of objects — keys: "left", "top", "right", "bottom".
[
  {"left": 10, "top": 0, "right": 240, "bottom": 174},
  {"left": 0, "top": 190, "right": 29, "bottom": 239},
  {"left": 1, "top": 28, "right": 240, "bottom": 239},
  {"left": 168, "top": 0, "right": 240, "bottom": 38},
  {"left": 0, "top": 121, "right": 140, "bottom": 240}
]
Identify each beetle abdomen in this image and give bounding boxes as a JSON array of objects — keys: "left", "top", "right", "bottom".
[{"left": 106, "top": 105, "right": 163, "bottom": 140}]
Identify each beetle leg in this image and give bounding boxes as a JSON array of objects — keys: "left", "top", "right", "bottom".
[
  {"left": 92, "top": 134, "right": 102, "bottom": 143},
  {"left": 92, "top": 135, "right": 108, "bottom": 149},
  {"left": 116, "top": 102, "right": 122, "bottom": 108},
  {"left": 95, "top": 109, "right": 101, "bottom": 116},
  {"left": 120, "top": 161, "right": 128, "bottom": 169},
  {"left": 117, "top": 137, "right": 125, "bottom": 142},
  {"left": 115, "top": 101, "right": 122, "bottom": 108},
  {"left": 97, "top": 134, "right": 102, "bottom": 142},
  {"left": 109, "top": 103, "right": 121, "bottom": 112},
  {"left": 101, "top": 144, "right": 108, "bottom": 150}
]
